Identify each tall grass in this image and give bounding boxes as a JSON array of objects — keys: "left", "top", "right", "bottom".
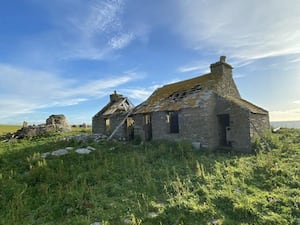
[{"left": 0, "top": 128, "right": 299, "bottom": 224}]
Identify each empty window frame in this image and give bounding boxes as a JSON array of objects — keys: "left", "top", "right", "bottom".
[
  {"left": 167, "top": 111, "right": 179, "bottom": 133},
  {"left": 144, "top": 114, "right": 151, "bottom": 125},
  {"left": 104, "top": 118, "right": 110, "bottom": 131}
]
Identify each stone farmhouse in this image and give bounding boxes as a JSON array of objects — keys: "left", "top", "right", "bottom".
[{"left": 92, "top": 56, "right": 270, "bottom": 152}]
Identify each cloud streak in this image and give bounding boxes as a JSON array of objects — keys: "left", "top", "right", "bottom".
[
  {"left": 16, "top": 0, "right": 140, "bottom": 62},
  {"left": 59, "top": 0, "right": 141, "bottom": 60},
  {"left": 175, "top": 0, "right": 300, "bottom": 61},
  {"left": 0, "top": 64, "right": 136, "bottom": 121},
  {"left": 270, "top": 108, "right": 300, "bottom": 121}
]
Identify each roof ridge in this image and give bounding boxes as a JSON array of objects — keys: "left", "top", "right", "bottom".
[{"left": 223, "top": 95, "right": 268, "bottom": 114}]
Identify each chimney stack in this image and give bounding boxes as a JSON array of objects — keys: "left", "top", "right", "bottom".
[
  {"left": 110, "top": 90, "right": 123, "bottom": 102},
  {"left": 210, "top": 56, "right": 233, "bottom": 77}
]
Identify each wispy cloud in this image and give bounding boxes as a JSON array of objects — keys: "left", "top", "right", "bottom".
[
  {"left": 109, "top": 33, "right": 135, "bottom": 49},
  {"left": 79, "top": 0, "right": 124, "bottom": 36},
  {"left": 270, "top": 108, "right": 300, "bottom": 121},
  {"left": 122, "top": 88, "right": 153, "bottom": 102},
  {"left": 17, "top": 0, "right": 140, "bottom": 62},
  {"left": 0, "top": 64, "right": 136, "bottom": 121},
  {"left": 178, "top": 62, "right": 210, "bottom": 73},
  {"left": 289, "top": 57, "right": 300, "bottom": 63},
  {"left": 60, "top": 0, "right": 141, "bottom": 60},
  {"left": 175, "top": 0, "right": 300, "bottom": 61}
]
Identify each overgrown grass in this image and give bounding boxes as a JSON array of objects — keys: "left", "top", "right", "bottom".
[{"left": 0, "top": 129, "right": 299, "bottom": 224}]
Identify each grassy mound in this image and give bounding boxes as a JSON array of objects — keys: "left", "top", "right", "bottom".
[{"left": 0, "top": 129, "right": 299, "bottom": 224}]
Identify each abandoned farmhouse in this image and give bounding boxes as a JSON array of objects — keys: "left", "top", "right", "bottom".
[{"left": 92, "top": 56, "right": 270, "bottom": 152}]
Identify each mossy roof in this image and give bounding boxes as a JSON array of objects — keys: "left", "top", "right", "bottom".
[
  {"left": 134, "top": 73, "right": 221, "bottom": 113},
  {"left": 133, "top": 72, "right": 268, "bottom": 115}
]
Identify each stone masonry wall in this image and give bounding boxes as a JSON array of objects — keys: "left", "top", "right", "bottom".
[
  {"left": 216, "top": 96, "right": 252, "bottom": 152},
  {"left": 92, "top": 115, "right": 105, "bottom": 134},
  {"left": 109, "top": 113, "right": 127, "bottom": 139},
  {"left": 151, "top": 111, "right": 180, "bottom": 141},
  {"left": 215, "top": 74, "right": 241, "bottom": 98},
  {"left": 92, "top": 113, "right": 127, "bottom": 139},
  {"left": 249, "top": 113, "right": 270, "bottom": 141},
  {"left": 179, "top": 107, "right": 211, "bottom": 147},
  {"left": 132, "top": 114, "right": 145, "bottom": 141},
  {"left": 148, "top": 93, "right": 216, "bottom": 148}
]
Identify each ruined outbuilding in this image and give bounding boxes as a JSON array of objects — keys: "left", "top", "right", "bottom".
[
  {"left": 13, "top": 114, "right": 71, "bottom": 139},
  {"left": 92, "top": 57, "right": 270, "bottom": 152},
  {"left": 92, "top": 91, "right": 135, "bottom": 140}
]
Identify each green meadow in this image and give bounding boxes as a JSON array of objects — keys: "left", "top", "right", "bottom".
[
  {"left": 0, "top": 125, "right": 21, "bottom": 135},
  {"left": 0, "top": 128, "right": 299, "bottom": 224}
]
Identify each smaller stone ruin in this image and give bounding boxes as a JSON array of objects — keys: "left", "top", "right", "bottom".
[
  {"left": 46, "top": 114, "right": 71, "bottom": 132},
  {"left": 13, "top": 114, "right": 71, "bottom": 139}
]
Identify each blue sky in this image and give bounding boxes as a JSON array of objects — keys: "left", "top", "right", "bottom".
[{"left": 1, "top": 0, "right": 300, "bottom": 124}]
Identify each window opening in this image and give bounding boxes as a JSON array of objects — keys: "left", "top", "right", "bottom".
[
  {"left": 167, "top": 111, "right": 179, "bottom": 133},
  {"left": 105, "top": 118, "right": 110, "bottom": 131}
]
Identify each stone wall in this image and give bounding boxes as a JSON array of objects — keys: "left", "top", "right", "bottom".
[
  {"left": 216, "top": 96, "right": 252, "bottom": 152},
  {"left": 92, "top": 115, "right": 105, "bottom": 134},
  {"left": 215, "top": 74, "right": 241, "bottom": 98},
  {"left": 151, "top": 111, "right": 180, "bottom": 141},
  {"left": 179, "top": 102, "right": 215, "bottom": 148},
  {"left": 132, "top": 114, "right": 145, "bottom": 141},
  {"left": 109, "top": 113, "right": 128, "bottom": 139},
  {"left": 134, "top": 93, "right": 217, "bottom": 148},
  {"left": 249, "top": 113, "right": 270, "bottom": 140},
  {"left": 92, "top": 113, "right": 128, "bottom": 139}
]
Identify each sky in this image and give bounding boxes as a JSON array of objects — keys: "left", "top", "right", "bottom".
[{"left": 1, "top": 0, "right": 300, "bottom": 125}]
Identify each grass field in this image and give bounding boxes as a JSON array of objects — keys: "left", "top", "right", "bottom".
[
  {"left": 0, "top": 124, "right": 91, "bottom": 135},
  {"left": 0, "top": 125, "right": 21, "bottom": 135},
  {"left": 0, "top": 128, "right": 299, "bottom": 224}
]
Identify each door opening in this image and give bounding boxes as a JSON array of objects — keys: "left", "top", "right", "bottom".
[
  {"left": 126, "top": 117, "right": 134, "bottom": 141},
  {"left": 218, "top": 114, "right": 231, "bottom": 147}
]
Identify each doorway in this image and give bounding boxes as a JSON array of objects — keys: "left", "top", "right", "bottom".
[
  {"left": 126, "top": 117, "right": 134, "bottom": 141},
  {"left": 218, "top": 114, "right": 231, "bottom": 147},
  {"left": 144, "top": 114, "right": 152, "bottom": 141}
]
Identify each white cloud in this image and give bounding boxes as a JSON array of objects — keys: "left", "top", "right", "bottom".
[
  {"left": 20, "top": 0, "right": 139, "bottom": 62},
  {"left": 122, "top": 88, "right": 153, "bottom": 102},
  {"left": 293, "top": 100, "right": 300, "bottom": 104},
  {"left": 81, "top": 0, "right": 124, "bottom": 36},
  {"left": 289, "top": 57, "right": 300, "bottom": 63},
  {"left": 61, "top": 0, "right": 137, "bottom": 60},
  {"left": 0, "top": 64, "right": 136, "bottom": 121},
  {"left": 175, "top": 0, "right": 300, "bottom": 61},
  {"left": 270, "top": 108, "right": 300, "bottom": 121},
  {"left": 109, "top": 33, "right": 135, "bottom": 49},
  {"left": 178, "top": 63, "right": 210, "bottom": 73}
]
